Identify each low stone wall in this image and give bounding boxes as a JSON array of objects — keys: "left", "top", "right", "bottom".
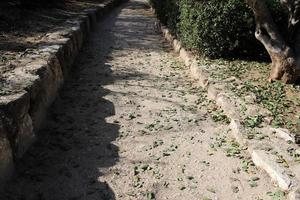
[{"left": 0, "top": 0, "right": 124, "bottom": 188}]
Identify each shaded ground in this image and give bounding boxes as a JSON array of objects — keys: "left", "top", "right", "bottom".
[
  {"left": 1, "top": 0, "right": 284, "bottom": 199},
  {"left": 0, "top": 0, "right": 106, "bottom": 74}
]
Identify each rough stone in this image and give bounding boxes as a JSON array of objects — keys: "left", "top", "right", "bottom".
[
  {"left": 230, "top": 119, "right": 247, "bottom": 146},
  {"left": 190, "top": 62, "right": 209, "bottom": 87},
  {"left": 172, "top": 39, "right": 182, "bottom": 53},
  {"left": 251, "top": 150, "right": 292, "bottom": 191},
  {"left": 29, "top": 56, "right": 64, "bottom": 131},
  {"left": 216, "top": 93, "right": 240, "bottom": 120},
  {"left": 0, "top": 91, "right": 35, "bottom": 159},
  {"left": 0, "top": 119, "right": 14, "bottom": 189},
  {"left": 179, "top": 48, "right": 192, "bottom": 67},
  {"left": 164, "top": 30, "right": 174, "bottom": 43},
  {"left": 0, "top": 92, "right": 30, "bottom": 124},
  {"left": 270, "top": 128, "right": 295, "bottom": 143},
  {"left": 207, "top": 85, "right": 219, "bottom": 100},
  {"left": 15, "top": 114, "right": 35, "bottom": 158},
  {"left": 161, "top": 27, "right": 169, "bottom": 38}
]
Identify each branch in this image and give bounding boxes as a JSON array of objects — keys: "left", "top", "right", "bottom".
[
  {"left": 255, "top": 25, "right": 282, "bottom": 53},
  {"left": 246, "top": 0, "right": 287, "bottom": 54},
  {"left": 280, "top": 0, "right": 300, "bottom": 42}
]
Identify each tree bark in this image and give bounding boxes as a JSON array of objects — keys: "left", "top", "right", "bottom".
[{"left": 246, "top": 0, "right": 300, "bottom": 83}]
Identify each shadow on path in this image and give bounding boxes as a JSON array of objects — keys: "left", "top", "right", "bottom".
[{"left": 0, "top": 0, "right": 161, "bottom": 199}]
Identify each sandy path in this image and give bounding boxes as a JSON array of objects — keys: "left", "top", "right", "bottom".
[{"left": 1, "top": 1, "right": 283, "bottom": 200}]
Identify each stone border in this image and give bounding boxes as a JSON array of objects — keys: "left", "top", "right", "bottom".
[
  {"left": 152, "top": 9, "right": 300, "bottom": 200},
  {"left": 0, "top": 0, "right": 126, "bottom": 189}
]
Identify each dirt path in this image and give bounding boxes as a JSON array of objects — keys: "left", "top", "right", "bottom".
[{"left": 2, "top": 1, "right": 283, "bottom": 200}]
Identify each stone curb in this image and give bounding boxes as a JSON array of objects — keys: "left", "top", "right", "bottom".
[
  {"left": 152, "top": 9, "right": 300, "bottom": 199},
  {"left": 252, "top": 150, "right": 292, "bottom": 191},
  {"left": 0, "top": 0, "right": 126, "bottom": 189}
]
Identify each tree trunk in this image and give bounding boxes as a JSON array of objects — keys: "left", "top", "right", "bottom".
[
  {"left": 268, "top": 46, "right": 298, "bottom": 83},
  {"left": 246, "top": 0, "right": 300, "bottom": 83}
]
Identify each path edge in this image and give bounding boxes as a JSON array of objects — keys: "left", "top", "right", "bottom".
[
  {"left": 0, "top": 0, "right": 127, "bottom": 190},
  {"left": 150, "top": 6, "right": 300, "bottom": 200}
]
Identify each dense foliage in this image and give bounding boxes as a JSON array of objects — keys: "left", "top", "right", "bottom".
[
  {"left": 178, "top": 0, "right": 257, "bottom": 58},
  {"left": 149, "top": 0, "right": 285, "bottom": 59},
  {"left": 149, "top": 0, "right": 179, "bottom": 35}
]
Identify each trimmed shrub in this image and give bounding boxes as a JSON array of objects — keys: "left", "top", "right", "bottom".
[
  {"left": 178, "top": 0, "right": 258, "bottom": 58},
  {"left": 150, "top": 0, "right": 285, "bottom": 59},
  {"left": 149, "top": 0, "right": 179, "bottom": 34}
]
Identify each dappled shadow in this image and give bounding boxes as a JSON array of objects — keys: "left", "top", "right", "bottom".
[
  {"left": 0, "top": 0, "right": 107, "bottom": 70},
  {"left": 0, "top": 2, "right": 127, "bottom": 200},
  {"left": 0, "top": 0, "right": 105, "bottom": 32},
  {"left": 0, "top": 40, "right": 37, "bottom": 52},
  {"left": 1, "top": 0, "right": 175, "bottom": 199}
]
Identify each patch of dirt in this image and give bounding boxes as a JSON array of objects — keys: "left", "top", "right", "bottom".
[
  {"left": 198, "top": 58, "right": 300, "bottom": 134},
  {"left": 1, "top": 1, "right": 283, "bottom": 199},
  {"left": 0, "top": 0, "right": 106, "bottom": 74}
]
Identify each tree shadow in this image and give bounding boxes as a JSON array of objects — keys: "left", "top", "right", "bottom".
[
  {"left": 1, "top": 2, "right": 126, "bottom": 200},
  {"left": 0, "top": 0, "right": 170, "bottom": 199}
]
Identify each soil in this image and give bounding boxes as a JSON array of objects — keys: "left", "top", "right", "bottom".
[
  {"left": 199, "top": 58, "right": 300, "bottom": 134},
  {"left": 0, "top": 0, "right": 105, "bottom": 74},
  {"left": 1, "top": 0, "right": 284, "bottom": 199}
]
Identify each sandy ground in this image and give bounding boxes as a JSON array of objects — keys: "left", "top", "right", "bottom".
[
  {"left": 1, "top": 1, "right": 284, "bottom": 199},
  {"left": 0, "top": 0, "right": 106, "bottom": 74}
]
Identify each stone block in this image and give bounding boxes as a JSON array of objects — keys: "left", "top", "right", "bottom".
[
  {"left": 172, "top": 39, "right": 182, "bottom": 53},
  {"left": 0, "top": 119, "right": 14, "bottom": 189},
  {"left": 251, "top": 150, "right": 292, "bottom": 191},
  {"left": 179, "top": 48, "right": 192, "bottom": 67}
]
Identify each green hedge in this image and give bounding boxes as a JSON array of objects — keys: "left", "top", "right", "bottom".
[
  {"left": 178, "top": 0, "right": 257, "bottom": 58},
  {"left": 149, "top": 0, "right": 179, "bottom": 35},
  {"left": 150, "top": 0, "right": 285, "bottom": 59}
]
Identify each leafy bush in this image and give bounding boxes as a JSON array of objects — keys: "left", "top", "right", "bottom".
[
  {"left": 150, "top": 0, "right": 285, "bottom": 59},
  {"left": 148, "top": 0, "right": 179, "bottom": 34},
  {"left": 178, "top": 0, "right": 258, "bottom": 58}
]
